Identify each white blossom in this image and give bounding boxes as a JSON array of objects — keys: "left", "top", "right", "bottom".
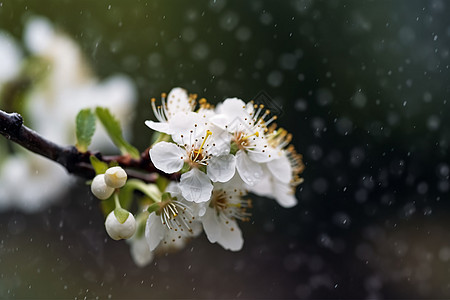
[
  {"left": 145, "top": 184, "right": 202, "bottom": 251},
  {"left": 248, "top": 128, "right": 305, "bottom": 207},
  {"left": 209, "top": 98, "right": 278, "bottom": 185},
  {"left": 200, "top": 177, "right": 250, "bottom": 251},
  {"left": 149, "top": 111, "right": 235, "bottom": 203}
]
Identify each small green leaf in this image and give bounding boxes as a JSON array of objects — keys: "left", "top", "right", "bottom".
[
  {"left": 114, "top": 207, "right": 130, "bottom": 224},
  {"left": 161, "top": 192, "right": 172, "bottom": 202},
  {"left": 89, "top": 155, "right": 109, "bottom": 175},
  {"left": 95, "top": 107, "right": 140, "bottom": 159},
  {"left": 75, "top": 109, "right": 96, "bottom": 152},
  {"left": 135, "top": 211, "right": 150, "bottom": 238},
  {"left": 147, "top": 203, "right": 160, "bottom": 214}
]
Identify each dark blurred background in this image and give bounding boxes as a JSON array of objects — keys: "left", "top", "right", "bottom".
[{"left": 1, "top": 0, "right": 450, "bottom": 298}]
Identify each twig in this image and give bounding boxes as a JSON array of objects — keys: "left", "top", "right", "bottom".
[{"left": 0, "top": 109, "right": 179, "bottom": 183}]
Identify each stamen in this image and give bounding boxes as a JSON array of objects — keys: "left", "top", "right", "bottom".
[
  {"left": 194, "top": 130, "right": 212, "bottom": 161},
  {"left": 243, "top": 131, "right": 259, "bottom": 140}
]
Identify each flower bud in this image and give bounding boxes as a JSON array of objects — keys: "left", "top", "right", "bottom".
[
  {"left": 104, "top": 166, "right": 128, "bottom": 189},
  {"left": 105, "top": 211, "right": 136, "bottom": 240},
  {"left": 91, "top": 174, "right": 114, "bottom": 200}
]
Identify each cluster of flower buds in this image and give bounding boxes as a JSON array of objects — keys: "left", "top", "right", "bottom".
[{"left": 91, "top": 166, "right": 136, "bottom": 241}]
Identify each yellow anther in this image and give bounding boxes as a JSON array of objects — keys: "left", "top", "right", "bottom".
[
  {"left": 194, "top": 130, "right": 213, "bottom": 161},
  {"left": 161, "top": 92, "right": 167, "bottom": 98},
  {"left": 243, "top": 131, "right": 259, "bottom": 140}
]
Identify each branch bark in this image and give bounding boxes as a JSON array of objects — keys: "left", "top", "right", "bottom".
[{"left": 0, "top": 109, "right": 178, "bottom": 183}]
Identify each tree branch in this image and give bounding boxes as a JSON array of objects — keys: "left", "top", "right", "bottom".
[{"left": 0, "top": 109, "right": 179, "bottom": 183}]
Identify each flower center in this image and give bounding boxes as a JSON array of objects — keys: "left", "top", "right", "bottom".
[
  {"left": 233, "top": 131, "right": 259, "bottom": 151},
  {"left": 210, "top": 189, "right": 252, "bottom": 222},
  {"left": 182, "top": 129, "right": 213, "bottom": 167},
  {"left": 158, "top": 200, "right": 195, "bottom": 233}
]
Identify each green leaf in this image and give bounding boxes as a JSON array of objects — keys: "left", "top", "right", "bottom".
[
  {"left": 161, "top": 192, "right": 172, "bottom": 202},
  {"left": 114, "top": 207, "right": 130, "bottom": 224},
  {"left": 147, "top": 203, "right": 160, "bottom": 214},
  {"left": 156, "top": 176, "right": 169, "bottom": 192},
  {"left": 75, "top": 109, "right": 96, "bottom": 152},
  {"left": 125, "top": 179, "right": 162, "bottom": 202},
  {"left": 89, "top": 155, "right": 108, "bottom": 175},
  {"left": 95, "top": 107, "right": 140, "bottom": 159}
]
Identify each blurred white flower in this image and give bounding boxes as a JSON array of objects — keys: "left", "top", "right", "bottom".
[
  {"left": 128, "top": 235, "right": 154, "bottom": 267},
  {"left": 0, "top": 16, "right": 137, "bottom": 212},
  {"left": 0, "top": 32, "right": 22, "bottom": 84},
  {"left": 0, "top": 155, "right": 71, "bottom": 213}
]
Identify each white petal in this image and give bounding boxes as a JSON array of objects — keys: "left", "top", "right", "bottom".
[
  {"left": 206, "top": 126, "right": 231, "bottom": 156},
  {"left": 166, "top": 87, "right": 192, "bottom": 117},
  {"left": 247, "top": 138, "right": 278, "bottom": 163},
  {"left": 216, "top": 97, "right": 247, "bottom": 117},
  {"left": 149, "top": 142, "right": 185, "bottom": 174},
  {"left": 165, "top": 182, "right": 183, "bottom": 196},
  {"left": 218, "top": 218, "right": 243, "bottom": 251},
  {"left": 209, "top": 114, "right": 230, "bottom": 130},
  {"left": 179, "top": 169, "right": 213, "bottom": 203},
  {"left": 129, "top": 237, "right": 154, "bottom": 267},
  {"left": 145, "top": 120, "right": 173, "bottom": 135},
  {"left": 247, "top": 174, "right": 273, "bottom": 197},
  {"left": 235, "top": 150, "right": 263, "bottom": 186},
  {"left": 145, "top": 213, "right": 164, "bottom": 251},
  {"left": 170, "top": 111, "right": 206, "bottom": 145},
  {"left": 273, "top": 180, "right": 298, "bottom": 208},
  {"left": 207, "top": 155, "right": 236, "bottom": 182},
  {"left": 202, "top": 207, "right": 221, "bottom": 243},
  {"left": 267, "top": 154, "right": 292, "bottom": 183}
]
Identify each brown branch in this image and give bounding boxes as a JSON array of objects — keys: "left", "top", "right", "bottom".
[{"left": 0, "top": 109, "right": 179, "bottom": 183}]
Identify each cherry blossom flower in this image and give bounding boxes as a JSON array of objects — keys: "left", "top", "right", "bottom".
[
  {"left": 150, "top": 112, "right": 235, "bottom": 203},
  {"left": 145, "top": 184, "right": 202, "bottom": 251},
  {"left": 144, "top": 87, "right": 197, "bottom": 135},
  {"left": 249, "top": 127, "right": 305, "bottom": 207},
  {"left": 209, "top": 98, "right": 278, "bottom": 185},
  {"left": 199, "top": 177, "right": 250, "bottom": 251}
]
